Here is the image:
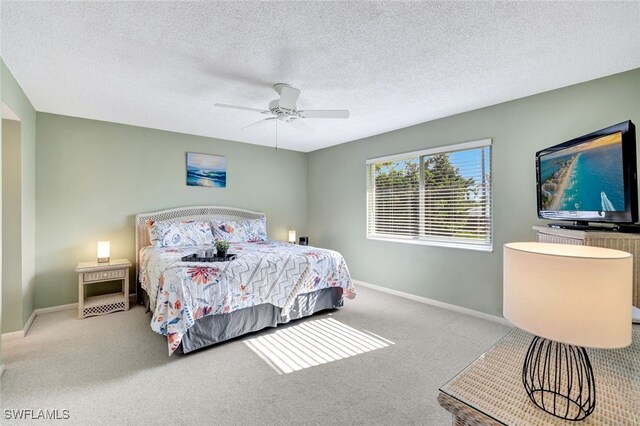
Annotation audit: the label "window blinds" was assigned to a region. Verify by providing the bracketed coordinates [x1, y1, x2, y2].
[366, 140, 492, 251]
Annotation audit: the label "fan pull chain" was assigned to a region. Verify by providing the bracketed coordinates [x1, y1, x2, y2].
[275, 120, 278, 150]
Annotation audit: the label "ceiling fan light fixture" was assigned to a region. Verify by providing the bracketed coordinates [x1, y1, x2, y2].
[214, 83, 350, 138]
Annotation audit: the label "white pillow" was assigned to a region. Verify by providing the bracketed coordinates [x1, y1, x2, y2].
[147, 221, 215, 247]
[212, 217, 268, 243]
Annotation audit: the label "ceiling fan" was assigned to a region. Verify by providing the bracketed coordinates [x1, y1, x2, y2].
[214, 83, 349, 130]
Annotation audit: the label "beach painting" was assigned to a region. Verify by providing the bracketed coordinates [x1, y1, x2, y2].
[539, 132, 624, 212]
[186, 152, 227, 188]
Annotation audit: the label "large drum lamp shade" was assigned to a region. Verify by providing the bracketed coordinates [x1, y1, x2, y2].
[503, 242, 632, 349]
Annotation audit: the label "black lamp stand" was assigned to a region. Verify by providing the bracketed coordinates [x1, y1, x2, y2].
[522, 336, 596, 421]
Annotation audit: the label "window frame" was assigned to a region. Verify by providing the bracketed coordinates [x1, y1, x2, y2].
[366, 139, 493, 252]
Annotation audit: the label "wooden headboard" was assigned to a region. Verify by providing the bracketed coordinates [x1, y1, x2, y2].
[135, 205, 265, 301]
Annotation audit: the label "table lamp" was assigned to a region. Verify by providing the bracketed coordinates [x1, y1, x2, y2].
[288, 230, 296, 244]
[503, 242, 632, 421]
[97, 241, 111, 263]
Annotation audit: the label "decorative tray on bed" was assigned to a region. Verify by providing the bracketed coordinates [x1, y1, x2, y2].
[181, 253, 237, 262]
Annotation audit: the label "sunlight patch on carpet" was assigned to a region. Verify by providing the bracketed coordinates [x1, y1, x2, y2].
[244, 317, 394, 374]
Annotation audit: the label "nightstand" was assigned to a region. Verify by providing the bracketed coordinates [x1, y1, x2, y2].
[75, 258, 131, 319]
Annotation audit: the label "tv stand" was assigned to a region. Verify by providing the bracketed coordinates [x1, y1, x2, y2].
[548, 221, 615, 231]
[548, 222, 640, 233]
[534, 226, 640, 323]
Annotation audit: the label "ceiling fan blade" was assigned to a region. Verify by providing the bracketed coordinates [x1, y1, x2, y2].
[287, 118, 314, 132]
[241, 117, 276, 130]
[299, 110, 350, 119]
[278, 85, 301, 110]
[215, 103, 267, 114]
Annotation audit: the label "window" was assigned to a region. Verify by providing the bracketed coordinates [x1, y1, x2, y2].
[366, 139, 492, 251]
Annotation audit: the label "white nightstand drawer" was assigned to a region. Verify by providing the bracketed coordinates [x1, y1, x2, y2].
[83, 269, 126, 282]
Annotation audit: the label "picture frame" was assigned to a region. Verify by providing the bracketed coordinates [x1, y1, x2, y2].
[186, 152, 227, 188]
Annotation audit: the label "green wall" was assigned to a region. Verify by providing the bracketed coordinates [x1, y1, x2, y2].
[1, 60, 36, 333]
[2, 119, 22, 332]
[307, 69, 640, 318]
[35, 113, 308, 309]
[0, 56, 3, 367]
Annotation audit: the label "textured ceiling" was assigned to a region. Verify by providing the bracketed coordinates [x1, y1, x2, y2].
[1, 1, 639, 152]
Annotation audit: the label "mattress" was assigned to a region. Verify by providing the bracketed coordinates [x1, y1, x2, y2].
[139, 240, 356, 354]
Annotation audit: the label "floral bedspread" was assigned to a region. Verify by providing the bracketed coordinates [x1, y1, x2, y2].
[139, 240, 356, 354]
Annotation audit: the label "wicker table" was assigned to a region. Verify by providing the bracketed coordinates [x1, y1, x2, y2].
[76, 258, 131, 319]
[438, 326, 639, 425]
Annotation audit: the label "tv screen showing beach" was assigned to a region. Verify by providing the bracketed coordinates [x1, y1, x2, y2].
[539, 132, 624, 213]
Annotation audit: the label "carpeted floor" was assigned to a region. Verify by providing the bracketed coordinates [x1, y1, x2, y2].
[1, 286, 510, 425]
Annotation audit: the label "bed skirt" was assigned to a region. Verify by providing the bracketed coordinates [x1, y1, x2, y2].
[174, 287, 344, 353]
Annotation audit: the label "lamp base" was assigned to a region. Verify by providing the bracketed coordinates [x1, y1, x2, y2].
[97, 257, 110, 264]
[522, 336, 595, 421]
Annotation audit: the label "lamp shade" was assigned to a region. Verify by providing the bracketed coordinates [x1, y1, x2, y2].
[288, 230, 296, 244]
[97, 241, 111, 263]
[503, 242, 632, 349]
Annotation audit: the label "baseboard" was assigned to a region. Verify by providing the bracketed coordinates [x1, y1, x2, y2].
[0, 311, 35, 341]
[35, 303, 77, 316]
[1, 329, 23, 339]
[354, 280, 513, 327]
[2, 313, 34, 341]
[1, 303, 77, 341]
[23, 309, 37, 337]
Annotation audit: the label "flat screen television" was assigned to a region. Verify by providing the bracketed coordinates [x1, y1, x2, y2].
[536, 120, 637, 228]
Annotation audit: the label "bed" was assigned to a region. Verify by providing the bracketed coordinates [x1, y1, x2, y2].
[135, 206, 356, 354]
